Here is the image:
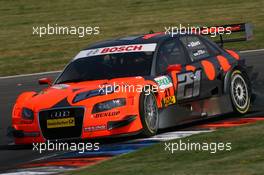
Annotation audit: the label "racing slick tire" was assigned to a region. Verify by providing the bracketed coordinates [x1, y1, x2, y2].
[139, 90, 159, 137]
[229, 70, 251, 114]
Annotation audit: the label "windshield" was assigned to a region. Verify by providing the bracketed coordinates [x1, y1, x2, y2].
[55, 52, 154, 84]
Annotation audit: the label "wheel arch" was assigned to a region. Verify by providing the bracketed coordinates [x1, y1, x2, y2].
[138, 85, 159, 136]
[223, 65, 251, 94]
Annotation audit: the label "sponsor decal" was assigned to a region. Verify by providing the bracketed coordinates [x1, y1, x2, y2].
[84, 125, 107, 132]
[101, 45, 143, 53]
[187, 41, 201, 47]
[51, 84, 70, 90]
[74, 43, 157, 59]
[47, 117, 75, 129]
[93, 111, 120, 118]
[154, 76, 173, 90]
[163, 95, 176, 107]
[193, 49, 206, 57]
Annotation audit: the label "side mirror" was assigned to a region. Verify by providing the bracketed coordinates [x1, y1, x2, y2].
[38, 78, 52, 86]
[167, 64, 182, 73]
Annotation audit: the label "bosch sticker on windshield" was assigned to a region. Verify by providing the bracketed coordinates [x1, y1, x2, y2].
[74, 43, 157, 59]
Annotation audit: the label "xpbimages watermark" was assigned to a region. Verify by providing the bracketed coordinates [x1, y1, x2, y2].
[164, 140, 232, 154]
[164, 24, 232, 37]
[32, 140, 100, 154]
[32, 24, 100, 37]
[98, 76, 173, 95]
[98, 82, 165, 95]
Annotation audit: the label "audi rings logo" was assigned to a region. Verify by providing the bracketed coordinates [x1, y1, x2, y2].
[50, 110, 71, 118]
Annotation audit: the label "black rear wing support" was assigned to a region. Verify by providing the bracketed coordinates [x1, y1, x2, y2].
[201, 23, 253, 47]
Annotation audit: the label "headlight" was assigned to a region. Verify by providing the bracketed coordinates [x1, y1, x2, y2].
[92, 98, 126, 113]
[73, 86, 115, 103]
[22, 108, 34, 120]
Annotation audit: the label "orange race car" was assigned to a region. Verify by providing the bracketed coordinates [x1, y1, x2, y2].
[11, 23, 254, 144]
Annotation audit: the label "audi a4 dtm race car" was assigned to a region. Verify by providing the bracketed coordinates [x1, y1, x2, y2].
[11, 23, 253, 144]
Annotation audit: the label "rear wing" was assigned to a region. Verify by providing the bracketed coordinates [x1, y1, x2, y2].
[200, 23, 253, 47]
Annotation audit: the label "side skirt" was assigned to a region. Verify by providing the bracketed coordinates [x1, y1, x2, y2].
[158, 95, 233, 129]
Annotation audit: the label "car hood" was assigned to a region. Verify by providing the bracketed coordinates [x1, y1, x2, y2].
[22, 76, 151, 111]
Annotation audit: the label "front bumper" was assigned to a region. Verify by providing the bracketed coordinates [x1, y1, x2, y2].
[12, 113, 141, 144]
[12, 129, 40, 138]
[107, 115, 137, 130]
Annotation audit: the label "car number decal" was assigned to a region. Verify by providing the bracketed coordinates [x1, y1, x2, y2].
[177, 70, 201, 100]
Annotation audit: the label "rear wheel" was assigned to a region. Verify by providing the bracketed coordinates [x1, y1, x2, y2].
[229, 70, 251, 114]
[139, 91, 159, 137]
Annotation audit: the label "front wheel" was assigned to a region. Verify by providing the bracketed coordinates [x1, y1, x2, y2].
[229, 70, 251, 114]
[139, 91, 159, 137]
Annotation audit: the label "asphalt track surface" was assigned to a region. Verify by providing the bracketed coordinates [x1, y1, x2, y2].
[0, 50, 264, 171]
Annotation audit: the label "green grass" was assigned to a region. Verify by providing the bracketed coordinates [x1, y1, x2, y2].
[0, 0, 263, 76]
[71, 121, 264, 175]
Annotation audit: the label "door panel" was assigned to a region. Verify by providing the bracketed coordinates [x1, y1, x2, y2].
[179, 35, 223, 101]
